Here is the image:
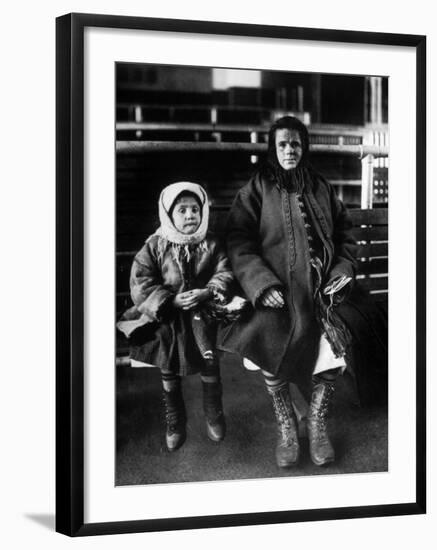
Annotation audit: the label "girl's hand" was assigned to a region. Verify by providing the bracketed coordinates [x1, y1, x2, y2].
[173, 289, 211, 310]
[260, 288, 285, 308]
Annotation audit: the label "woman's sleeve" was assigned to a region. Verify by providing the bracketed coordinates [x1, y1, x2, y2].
[326, 184, 358, 284]
[205, 240, 234, 301]
[226, 179, 282, 305]
[129, 240, 175, 321]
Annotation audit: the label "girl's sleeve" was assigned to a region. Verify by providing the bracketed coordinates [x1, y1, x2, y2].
[130, 240, 174, 321]
[226, 179, 282, 306]
[205, 240, 234, 301]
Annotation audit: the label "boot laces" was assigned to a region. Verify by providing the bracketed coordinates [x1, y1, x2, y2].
[273, 393, 297, 445]
[280, 423, 297, 446]
[163, 392, 184, 431]
[310, 385, 333, 440]
[315, 406, 328, 439]
[164, 406, 180, 432]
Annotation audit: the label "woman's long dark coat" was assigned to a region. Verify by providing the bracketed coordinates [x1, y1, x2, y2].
[219, 168, 357, 386]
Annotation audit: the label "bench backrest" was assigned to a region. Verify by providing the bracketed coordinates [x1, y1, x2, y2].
[349, 208, 388, 301]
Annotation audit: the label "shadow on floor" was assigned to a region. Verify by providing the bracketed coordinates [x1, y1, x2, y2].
[116, 353, 388, 486]
[25, 514, 55, 531]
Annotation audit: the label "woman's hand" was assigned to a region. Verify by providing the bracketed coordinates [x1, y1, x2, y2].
[259, 287, 285, 308]
[173, 288, 211, 310]
[323, 275, 352, 306]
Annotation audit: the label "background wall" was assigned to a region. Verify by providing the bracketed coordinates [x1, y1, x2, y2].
[0, 0, 434, 548]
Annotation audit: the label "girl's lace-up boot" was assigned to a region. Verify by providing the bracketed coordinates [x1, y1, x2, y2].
[202, 380, 226, 442]
[162, 385, 186, 452]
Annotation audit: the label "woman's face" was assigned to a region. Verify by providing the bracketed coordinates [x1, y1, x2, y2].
[171, 196, 202, 234]
[275, 128, 303, 171]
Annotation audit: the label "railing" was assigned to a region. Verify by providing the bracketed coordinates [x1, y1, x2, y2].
[116, 140, 388, 209]
[116, 102, 310, 127]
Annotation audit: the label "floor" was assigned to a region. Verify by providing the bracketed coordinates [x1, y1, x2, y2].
[116, 352, 388, 486]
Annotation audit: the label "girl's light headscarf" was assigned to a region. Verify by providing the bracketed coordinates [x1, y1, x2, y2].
[155, 181, 209, 245]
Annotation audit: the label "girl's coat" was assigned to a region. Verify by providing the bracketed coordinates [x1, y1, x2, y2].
[118, 233, 233, 374]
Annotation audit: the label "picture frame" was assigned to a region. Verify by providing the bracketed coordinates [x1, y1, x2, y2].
[56, 12, 426, 537]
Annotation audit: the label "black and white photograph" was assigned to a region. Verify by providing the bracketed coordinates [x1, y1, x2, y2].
[115, 63, 389, 486]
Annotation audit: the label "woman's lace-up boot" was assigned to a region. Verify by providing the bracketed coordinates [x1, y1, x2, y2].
[267, 382, 300, 468]
[307, 378, 335, 466]
[162, 385, 186, 452]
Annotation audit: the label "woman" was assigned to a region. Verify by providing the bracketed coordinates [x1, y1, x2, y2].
[220, 116, 357, 468]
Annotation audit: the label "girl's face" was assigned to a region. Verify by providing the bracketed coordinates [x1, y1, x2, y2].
[171, 196, 202, 234]
[275, 128, 303, 171]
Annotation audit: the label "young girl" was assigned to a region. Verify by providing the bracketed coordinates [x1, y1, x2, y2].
[117, 182, 235, 452]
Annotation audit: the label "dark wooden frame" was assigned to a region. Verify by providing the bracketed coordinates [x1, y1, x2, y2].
[56, 12, 426, 537]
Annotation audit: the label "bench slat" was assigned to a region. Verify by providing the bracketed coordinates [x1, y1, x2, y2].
[356, 242, 388, 258]
[370, 291, 388, 302]
[352, 226, 388, 241]
[357, 258, 388, 276]
[349, 208, 388, 225]
[357, 276, 388, 292]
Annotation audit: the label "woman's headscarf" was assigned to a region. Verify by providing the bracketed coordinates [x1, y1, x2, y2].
[155, 181, 209, 246]
[265, 116, 311, 192]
